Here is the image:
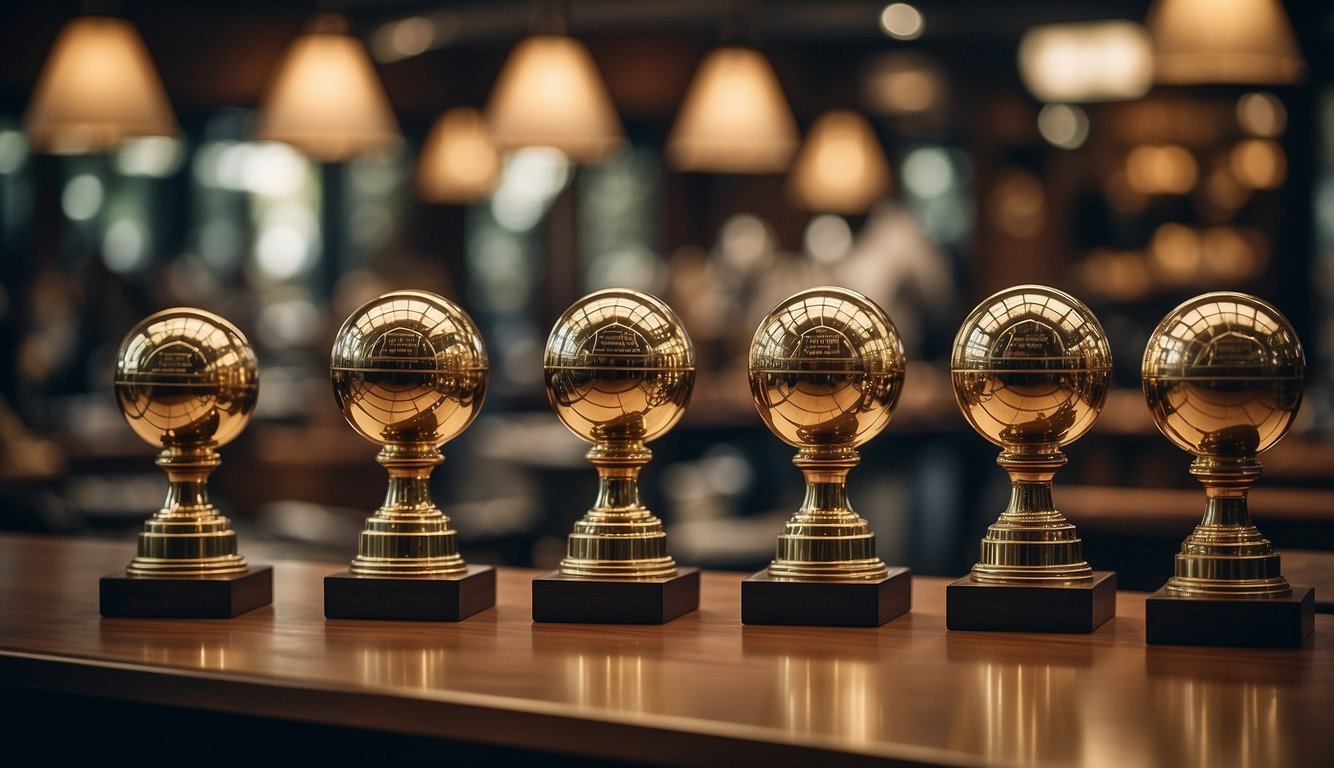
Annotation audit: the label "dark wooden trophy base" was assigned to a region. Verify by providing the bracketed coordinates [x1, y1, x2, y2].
[100, 566, 273, 618]
[324, 565, 496, 621]
[741, 567, 912, 627]
[532, 567, 700, 624]
[1145, 585, 1314, 648]
[947, 571, 1116, 633]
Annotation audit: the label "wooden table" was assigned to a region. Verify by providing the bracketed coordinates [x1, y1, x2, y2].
[1, 533, 1330, 767]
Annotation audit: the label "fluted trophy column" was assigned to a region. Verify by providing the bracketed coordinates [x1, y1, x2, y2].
[945, 285, 1116, 632]
[741, 286, 912, 626]
[323, 290, 495, 621]
[533, 289, 700, 623]
[100, 308, 272, 617]
[1143, 292, 1314, 647]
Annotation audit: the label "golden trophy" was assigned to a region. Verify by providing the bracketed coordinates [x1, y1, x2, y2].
[532, 288, 699, 623]
[1142, 292, 1314, 647]
[323, 290, 495, 621]
[100, 308, 272, 617]
[741, 286, 912, 626]
[946, 285, 1116, 632]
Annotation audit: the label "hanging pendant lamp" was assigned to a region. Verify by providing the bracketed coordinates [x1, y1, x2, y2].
[788, 110, 891, 214]
[417, 107, 501, 203]
[1146, 0, 1305, 84]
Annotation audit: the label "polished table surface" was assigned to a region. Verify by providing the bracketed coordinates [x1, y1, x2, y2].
[1, 533, 1330, 768]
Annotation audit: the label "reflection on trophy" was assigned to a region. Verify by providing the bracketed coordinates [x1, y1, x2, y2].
[946, 285, 1116, 632]
[100, 308, 272, 617]
[741, 286, 912, 626]
[532, 288, 700, 624]
[1142, 292, 1314, 647]
[323, 290, 495, 621]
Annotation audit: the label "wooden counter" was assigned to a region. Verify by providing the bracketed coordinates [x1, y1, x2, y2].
[1, 533, 1330, 767]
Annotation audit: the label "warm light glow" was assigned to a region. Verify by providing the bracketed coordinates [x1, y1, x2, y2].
[256, 15, 402, 162]
[486, 34, 624, 164]
[1037, 104, 1089, 150]
[1236, 92, 1286, 137]
[1125, 144, 1198, 195]
[861, 53, 946, 115]
[417, 107, 501, 203]
[880, 4, 924, 41]
[1018, 21, 1153, 103]
[788, 110, 891, 214]
[667, 46, 798, 173]
[1147, 0, 1305, 84]
[1230, 139, 1286, 189]
[1150, 222, 1202, 284]
[24, 16, 178, 154]
[988, 169, 1046, 239]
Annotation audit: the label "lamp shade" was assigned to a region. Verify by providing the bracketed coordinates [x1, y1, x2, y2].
[787, 110, 891, 214]
[24, 16, 178, 154]
[1147, 0, 1304, 84]
[256, 16, 401, 162]
[485, 34, 624, 164]
[417, 107, 501, 203]
[667, 46, 798, 173]
[1018, 21, 1154, 103]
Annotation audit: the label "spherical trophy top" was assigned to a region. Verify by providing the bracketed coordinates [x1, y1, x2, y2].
[331, 290, 488, 447]
[114, 308, 258, 449]
[951, 285, 1111, 450]
[544, 289, 695, 444]
[748, 286, 905, 449]
[1142, 292, 1303, 458]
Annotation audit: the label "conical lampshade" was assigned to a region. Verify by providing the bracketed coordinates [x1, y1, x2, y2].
[24, 16, 178, 154]
[667, 46, 798, 174]
[787, 110, 891, 214]
[417, 107, 501, 203]
[1147, 0, 1304, 84]
[256, 15, 401, 162]
[485, 34, 624, 164]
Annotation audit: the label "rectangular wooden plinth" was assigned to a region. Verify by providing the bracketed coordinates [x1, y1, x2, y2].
[1146, 585, 1315, 648]
[324, 566, 495, 621]
[741, 567, 912, 627]
[100, 566, 273, 618]
[946, 571, 1116, 633]
[531, 568, 699, 624]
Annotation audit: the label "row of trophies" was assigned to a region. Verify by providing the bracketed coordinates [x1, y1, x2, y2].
[99, 284, 1314, 648]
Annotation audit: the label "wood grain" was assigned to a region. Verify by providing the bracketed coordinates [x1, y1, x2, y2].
[1, 533, 1331, 767]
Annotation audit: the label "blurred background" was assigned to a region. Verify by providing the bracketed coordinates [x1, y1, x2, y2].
[1, 0, 1332, 591]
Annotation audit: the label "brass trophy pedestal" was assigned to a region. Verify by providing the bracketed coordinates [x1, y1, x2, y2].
[100, 308, 271, 618]
[945, 286, 1115, 633]
[533, 290, 699, 624]
[1141, 292, 1314, 648]
[324, 291, 495, 622]
[740, 288, 912, 627]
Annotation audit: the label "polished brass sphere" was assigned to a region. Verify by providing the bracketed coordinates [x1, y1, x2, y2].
[749, 286, 905, 450]
[113, 307, 258, 576]
[331, 290, 488, 448]
[1142, 292, 1303, 458]
[115, 308, 258, 450]
[951, 285, 1111, 453]
[544, 288, 695, 446]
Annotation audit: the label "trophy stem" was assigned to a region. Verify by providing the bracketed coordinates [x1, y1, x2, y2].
[127, 443, 248, 577]
[560, 439, 678, 579]
[768, 447, 887, 581]
[350, 442, 466, 577]
[970, 448, 1092, 584]
[1165, 456, 1289, 597]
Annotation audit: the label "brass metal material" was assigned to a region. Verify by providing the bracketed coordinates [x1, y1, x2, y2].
[331, 290, 488, 577]
[113, 308, 258, 576]
[544, 289, 694, 579]
[1142, 292, 1303, 598]
[748, 286, 904, 580]
[951, 285, 1110, 584]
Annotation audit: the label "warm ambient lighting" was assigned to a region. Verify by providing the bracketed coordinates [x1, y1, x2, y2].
[256, 14, 402, 162]
[879, 4, 924, 41]
[787, 110, 891, 214]
[667, 46, 798, 173]
[1018, 21, 1153, 103]
[486, 34, 624, 164]
[1146, 0, 1305, 84]
[417, 107, 501, 203]
[24, 16, 177, 154]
